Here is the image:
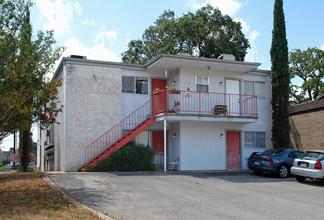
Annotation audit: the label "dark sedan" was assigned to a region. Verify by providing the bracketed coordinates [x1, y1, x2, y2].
[248, 148, 304, 178]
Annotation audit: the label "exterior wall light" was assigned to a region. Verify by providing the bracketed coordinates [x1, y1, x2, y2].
[219, 81, 223, 86]
[220, 133, 224, 138]
[172, 133, 176, 139]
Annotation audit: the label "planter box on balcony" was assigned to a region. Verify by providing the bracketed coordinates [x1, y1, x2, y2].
[214, 105, 227, 115]
[169, 90, 181, 94]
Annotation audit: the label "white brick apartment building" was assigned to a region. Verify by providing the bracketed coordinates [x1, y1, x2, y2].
[40, 54, 271, 172]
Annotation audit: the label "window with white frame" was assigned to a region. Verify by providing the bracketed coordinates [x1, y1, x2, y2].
[122, 76, 148, 94]
[244, 81, 266, 98]
[195, 75, 209, 92]
[244, 131, 266, 148]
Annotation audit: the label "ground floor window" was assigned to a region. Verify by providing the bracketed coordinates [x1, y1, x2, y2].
[244, 131, 266, 148]
[122, 130, 149, 146]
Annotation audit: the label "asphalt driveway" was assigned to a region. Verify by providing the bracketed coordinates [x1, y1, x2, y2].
[49, 172, 324, 220]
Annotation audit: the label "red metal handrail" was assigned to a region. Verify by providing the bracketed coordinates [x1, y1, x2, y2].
[84, 98, 153, 166]
[167, 90, 258, 117]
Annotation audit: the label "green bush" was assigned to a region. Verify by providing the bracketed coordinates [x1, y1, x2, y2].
[91, 143, 156, 172]
[1, 159, 10, 166]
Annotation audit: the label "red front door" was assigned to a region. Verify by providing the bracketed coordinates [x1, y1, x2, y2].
[227, 131, 241, 169]
[152, 79, 167, 94]
[152, 131, 166, 169]
[152, 79, 167, 115]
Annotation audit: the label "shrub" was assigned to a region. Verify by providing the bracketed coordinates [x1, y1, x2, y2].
[91, 143, 156, 172]
[1, 159, 10, 166]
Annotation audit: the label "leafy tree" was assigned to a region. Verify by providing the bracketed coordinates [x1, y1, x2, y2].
[0, 0, 63, 171]
[270, 0, 290, 148]
[122, 4, 250, 64]
[289, 47, 324, 104]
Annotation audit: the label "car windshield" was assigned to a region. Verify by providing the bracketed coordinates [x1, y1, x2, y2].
[299, 152, 324, 161]
[262, 149, 286, 156]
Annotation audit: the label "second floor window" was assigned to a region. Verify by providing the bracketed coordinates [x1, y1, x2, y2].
[122, 76, 148, 94]
[244, 81, 266, 98]
[195, 75, 209, 92]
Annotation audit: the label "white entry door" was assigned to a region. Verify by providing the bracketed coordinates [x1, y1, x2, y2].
[226, 79, 240, 115]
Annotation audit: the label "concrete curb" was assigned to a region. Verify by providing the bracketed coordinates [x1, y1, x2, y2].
[42, 173, 113, 220]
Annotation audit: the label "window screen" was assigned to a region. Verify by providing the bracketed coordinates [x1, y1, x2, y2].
[255, 132, 266, 148]
[244, 81, 254, 95]
[244, 131, 266, 148]
[244, 131, 255, 148]
[244, 81, 266, 98]
[255, 82, 266, 98]
[196, 84, 208, 92]
[122, 76, 135, 93]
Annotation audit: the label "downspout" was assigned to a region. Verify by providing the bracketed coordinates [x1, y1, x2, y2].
[63, 60, 67, 172]
[164, 119, 167, 172]
[164, 58, 168, 172]
[37, 121, 40, 169]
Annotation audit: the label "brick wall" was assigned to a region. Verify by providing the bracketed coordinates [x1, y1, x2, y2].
[54, 70, 65, 171]
[290, 110, 324, 151]
[65, 63, 122, 171]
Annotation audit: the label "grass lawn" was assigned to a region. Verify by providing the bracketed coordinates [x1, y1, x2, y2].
[0, 172, 101, 219]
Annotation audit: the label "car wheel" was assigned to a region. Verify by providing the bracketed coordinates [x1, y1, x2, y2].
[253, 170, 263, 175]
[320, 178, 324, 185]
[277, 164, 289, 178]
[295, 175, 306, 182]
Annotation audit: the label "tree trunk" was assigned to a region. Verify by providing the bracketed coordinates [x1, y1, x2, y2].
[19, 124, 32, 172]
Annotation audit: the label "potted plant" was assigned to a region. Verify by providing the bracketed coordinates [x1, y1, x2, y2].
[166, 85, 181, 94]
[214, 105, 227, 115]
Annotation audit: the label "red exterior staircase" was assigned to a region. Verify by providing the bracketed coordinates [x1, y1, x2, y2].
[84, 117, 155, 169]
[83, 92, 166, 170]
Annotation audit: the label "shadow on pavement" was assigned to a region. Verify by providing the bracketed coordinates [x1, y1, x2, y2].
[94, 171, 296, 184]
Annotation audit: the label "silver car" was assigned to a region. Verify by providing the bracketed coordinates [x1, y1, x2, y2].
[291, 150, 324, 183]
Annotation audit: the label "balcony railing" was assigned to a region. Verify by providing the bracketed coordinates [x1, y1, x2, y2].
[162, 90, 257, 117]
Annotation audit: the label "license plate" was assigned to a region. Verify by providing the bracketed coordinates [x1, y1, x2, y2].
[254, 161, 260, 165]
[300, 163, 307, 167]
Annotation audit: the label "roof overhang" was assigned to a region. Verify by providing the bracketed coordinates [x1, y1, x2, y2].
[52, 54, 267, 79]
[145, 54, 262, 75]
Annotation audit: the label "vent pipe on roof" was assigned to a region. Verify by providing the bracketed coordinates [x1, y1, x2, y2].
[218, 54, 235, 61]
[70, 55, 87, 59]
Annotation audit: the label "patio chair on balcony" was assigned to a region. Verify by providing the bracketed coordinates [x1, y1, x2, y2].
[168, 156, 179, 171]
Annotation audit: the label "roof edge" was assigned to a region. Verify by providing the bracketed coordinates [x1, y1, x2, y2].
[145, 54, 262, 69]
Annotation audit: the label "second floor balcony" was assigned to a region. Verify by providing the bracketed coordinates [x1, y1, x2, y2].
[153, 90, 258, 123]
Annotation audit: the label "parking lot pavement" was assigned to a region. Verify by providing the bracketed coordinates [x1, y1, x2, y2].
[49, 171, 324, 220]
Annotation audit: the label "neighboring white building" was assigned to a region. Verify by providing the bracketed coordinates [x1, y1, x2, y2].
[40, 54, 271, 172]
